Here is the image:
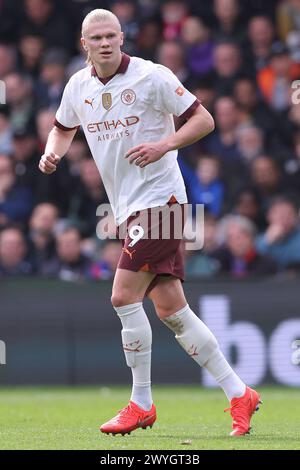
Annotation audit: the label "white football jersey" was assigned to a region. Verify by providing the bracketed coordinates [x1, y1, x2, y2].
[55, 54, 200, 225]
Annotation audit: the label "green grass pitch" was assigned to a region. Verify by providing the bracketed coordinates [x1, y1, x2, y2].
[0, 386, 299, 450]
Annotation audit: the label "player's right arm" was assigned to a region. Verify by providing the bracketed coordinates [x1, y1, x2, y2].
[39, 76, 80, 175]
[38, 126, 77, 174]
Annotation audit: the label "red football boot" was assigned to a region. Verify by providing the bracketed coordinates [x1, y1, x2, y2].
[100, 401, 157, 436]
[224, 386, 262, 436]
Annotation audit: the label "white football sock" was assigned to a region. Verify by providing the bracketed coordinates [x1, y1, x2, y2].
[114, 302, 153, 411]
[162, 304, 246, 401]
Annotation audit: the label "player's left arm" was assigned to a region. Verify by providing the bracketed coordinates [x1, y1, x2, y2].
[125, 104, 214, 168]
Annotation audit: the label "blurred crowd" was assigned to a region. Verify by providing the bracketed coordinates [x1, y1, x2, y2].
[1, 0, 300, 281]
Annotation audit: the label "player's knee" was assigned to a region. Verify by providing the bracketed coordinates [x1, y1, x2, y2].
[155, 305, 177, 320]
[111, 292, 126, 308]
[154, 299, 188, 320]
[111, 291, 139, 308]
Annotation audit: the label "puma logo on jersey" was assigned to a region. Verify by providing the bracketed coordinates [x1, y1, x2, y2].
[85, 98, 95, 108]
[122, 247, 136, 260]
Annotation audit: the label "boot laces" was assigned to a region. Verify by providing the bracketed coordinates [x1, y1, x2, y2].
[116, 404, 137, 424]
[224, 400, 249, 430]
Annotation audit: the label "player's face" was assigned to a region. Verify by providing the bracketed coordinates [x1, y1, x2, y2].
[82, 20, 124, 67]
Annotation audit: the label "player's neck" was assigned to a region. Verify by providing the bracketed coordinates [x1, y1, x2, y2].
[93, 53, 123, 79]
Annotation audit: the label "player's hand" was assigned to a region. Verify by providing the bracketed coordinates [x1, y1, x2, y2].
[125, 141, 169, 168]
[38, 152, 61, 174]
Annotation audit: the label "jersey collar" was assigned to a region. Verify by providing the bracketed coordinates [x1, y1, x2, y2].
[91, 53, 130, 84]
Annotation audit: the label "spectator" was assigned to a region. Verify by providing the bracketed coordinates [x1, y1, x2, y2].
[22, 0, 73, 52]
[0, 226, 34, 276]
[0, 154, 33, 228]
[233, 75, 277, 147]
[36, 48, 68, 109]
[203, 96, 242, 161]
[202, 96, 251, 202]
[214, 215, 277, 276]
[189, 0, 214, 26]
[88, 240, 123, 280]
[18, 32, 45, 79]
[245, 15, 276, 72]
[231, 186, 266, 231]
[68, 158, 109, 237]
[111, 0, 140, 55]
[161, 0, 189, 40]
[28, 202, 59, 270]
[181, 16, 214, 78]
[41, 225, 92, 280]
[136, 0, 160, 20]
[66, 32, 86, 79]
[36, 108, 56, 151]
[235, 123, 265, 164]
[245, 0, 281, 20]
[233, 76, 261, 119]
[185, 213, 220, 277]
[284, 130, 300, 191]
[157, 40, 191, 84]
[285, 30, 300, 63]
[0, 43, 17, 80]
[257, 41, 300, 112]
[56, 0, 110, 33]
[136, 18, 163, 62]
[276, 0, 300, 41]
[179, 154, 224, 217]
[4, 72, 35, 132]
[256, 196, 300, 270]
[212, 0, 245, 43]
[11, 125, 40, 189]
[212, 40, 242, 94]
[0, 1, 23, 43]
[250, 155, 292, 211]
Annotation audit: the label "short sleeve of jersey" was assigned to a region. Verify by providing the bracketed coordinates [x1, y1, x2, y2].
[55, 79, 80, 130]
[151, 64, 198, 117]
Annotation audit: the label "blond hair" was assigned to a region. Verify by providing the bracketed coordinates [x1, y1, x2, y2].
[82, 9, 121, 65]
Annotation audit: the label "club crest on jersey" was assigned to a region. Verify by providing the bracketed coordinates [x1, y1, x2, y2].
[102, 93, 112, 110]
[121, 89, 136, 105]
